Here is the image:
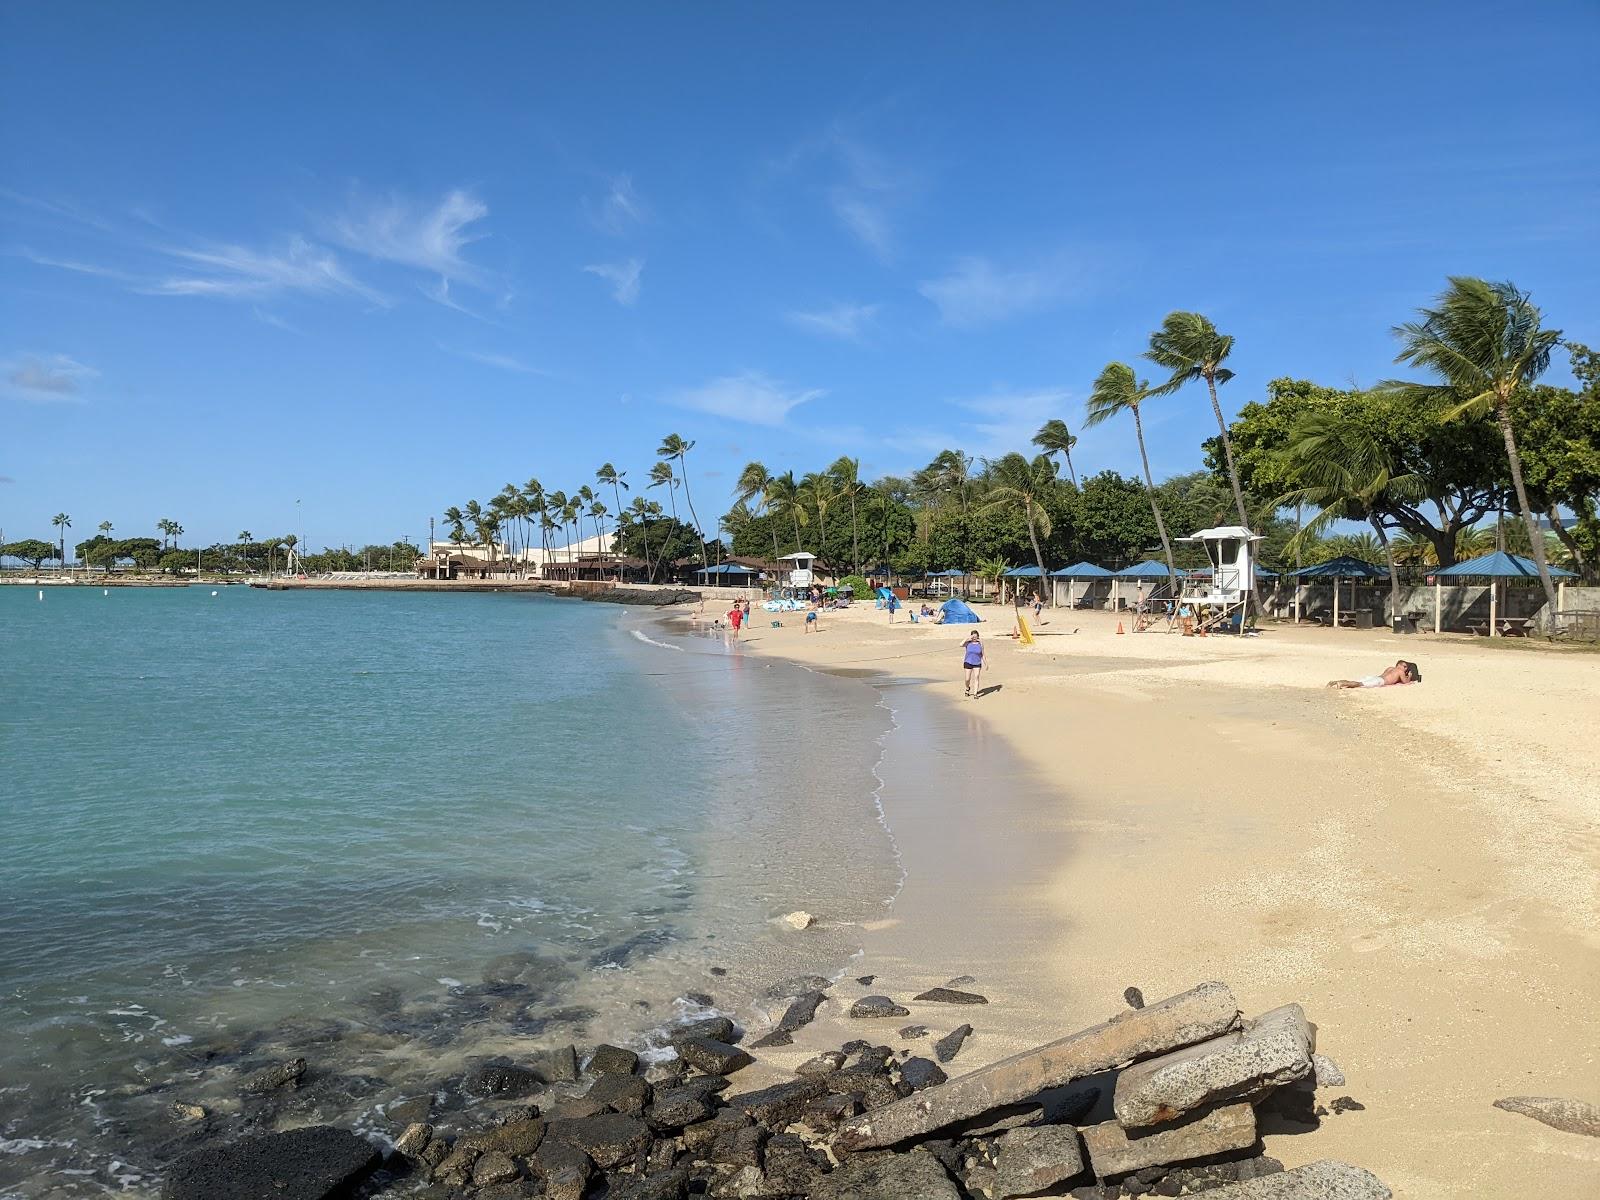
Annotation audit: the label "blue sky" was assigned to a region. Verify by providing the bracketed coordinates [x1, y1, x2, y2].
[3, 2, 1597, 550]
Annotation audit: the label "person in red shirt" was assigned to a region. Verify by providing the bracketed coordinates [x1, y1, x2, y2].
[727, 605, 743, 636]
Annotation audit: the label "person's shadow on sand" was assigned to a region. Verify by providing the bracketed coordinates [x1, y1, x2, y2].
[975, 684, 1003, 699]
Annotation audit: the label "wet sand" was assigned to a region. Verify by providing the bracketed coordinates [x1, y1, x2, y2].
[731, 601, 1600, 1197]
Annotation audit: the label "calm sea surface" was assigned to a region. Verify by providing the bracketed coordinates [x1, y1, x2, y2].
[0, 586, 897, 1195]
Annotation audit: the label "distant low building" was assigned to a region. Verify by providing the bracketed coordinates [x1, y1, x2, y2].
[417, 551, 518, 580]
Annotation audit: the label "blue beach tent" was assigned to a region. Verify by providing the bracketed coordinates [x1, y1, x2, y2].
[1113, 560, 1177, 579]
[1048, 561, 1111, 578]
[940, 598, 981, 623]
[1430, 550, 1576, 580]
[1002, 565, 1046, 577]
[1289, 556, 1384, 579]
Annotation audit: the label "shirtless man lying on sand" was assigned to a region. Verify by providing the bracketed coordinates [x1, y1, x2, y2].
[1328, 660, 1421, 689]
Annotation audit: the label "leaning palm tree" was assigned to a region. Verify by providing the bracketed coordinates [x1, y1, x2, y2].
[657, 433, 706, 565]
[1144, 312, 1250, 529]
[827, 456, 864, 575]
[767, 470, 806, 554]
[735, 461, 783, 564]
[978, 453, 1056, 594]
[1386, 277, 1564, 618]
[1279, 411, 1424, 627]
[1031, 419, 1080, 488]
[1084, 363, 1179, 594]
[52, 512, 72, 566]
[627, 495, 657, 581]
[799, 472, 840, 573]
[647, 462, 681, 534]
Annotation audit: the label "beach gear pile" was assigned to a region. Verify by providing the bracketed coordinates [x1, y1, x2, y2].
[178, 980, 1392, 1198]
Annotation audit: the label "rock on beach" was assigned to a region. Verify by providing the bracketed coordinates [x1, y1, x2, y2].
[161, 1125, 380, 1200]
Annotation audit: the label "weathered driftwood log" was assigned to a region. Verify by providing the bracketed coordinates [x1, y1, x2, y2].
[837, 982, 1240, 1149]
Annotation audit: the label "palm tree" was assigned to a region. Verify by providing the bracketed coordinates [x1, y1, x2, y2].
[627, 495, 657, 581]
[283, 533, 300, 574]
[1032, 419, 1080, 488]
[799, 472, 840, 573]
[1279, 411, 1424, 627]
[647, 462, 680, 531]
[1387, 277, 1564, 618]
[546, 491, 569, 561]
[1084, 363, 1179, 595]
[442, 506, 467, 550]
[157, 518, 177, 549]
[828, 456, 864, 575]
[657, 434, 706, 565]
[52, 512, 72, 566]
[978, 453, 1056, 596]
[735, 461, 783, 564]
[596, 464, 629, 557]
[767, 470, 806, 555]
[1144, 312, 1250, 529]
[975, 556, 1011, 604]
[98, 520, 114, 537]
[237, 530, 253, 574]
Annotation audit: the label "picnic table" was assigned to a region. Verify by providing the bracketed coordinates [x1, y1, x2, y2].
[1336, 609, 1375, 629]
[1468, 617, 1533, 637]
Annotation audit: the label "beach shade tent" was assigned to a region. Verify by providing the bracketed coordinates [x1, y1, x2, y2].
[1049, 561, 1111, 609]
[1289, 556, 1385, 627]
[923, 568, 967, 597]
[695, 563, 761, 583]
[940, 597, 981, 624]
[1109, 559, 1181, 610]
[1429, 551, 1576, 635]
[1002, 563, 1048, 606]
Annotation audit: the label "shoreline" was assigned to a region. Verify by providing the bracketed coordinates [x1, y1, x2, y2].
[729, 601, 1600, 1197]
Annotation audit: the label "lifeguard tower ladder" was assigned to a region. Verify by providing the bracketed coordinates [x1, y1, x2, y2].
[1177, 525, 1261, 633]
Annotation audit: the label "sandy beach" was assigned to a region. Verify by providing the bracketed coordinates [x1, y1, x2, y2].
[721, 600, 1600, 1197]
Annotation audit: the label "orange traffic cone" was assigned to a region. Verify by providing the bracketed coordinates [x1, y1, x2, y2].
[1115, 620, 1125, 635]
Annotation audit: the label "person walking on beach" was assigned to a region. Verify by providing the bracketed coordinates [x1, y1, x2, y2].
[727, 605, 743, 637]
[962, 631, 984, 697]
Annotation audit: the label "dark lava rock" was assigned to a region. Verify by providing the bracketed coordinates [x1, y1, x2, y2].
[1331, 1095, 1367, 1113]
[830, 1074, 904, 1111]
[585, 1073, 652, 1115]
[850, 995, 910, 1018]
[460, 1117, 547, 1156]
[530, 1044, 580, 1083]
[763, 1133, 822, 1192]
[796, 1051, 846, 1078]
[590, 928, 674, 968]
[706, 1124, 767, 1168]
[677, 1073, 734, 1098]
[685, 991, 715, 1007]
[800, 1093, 858, 1131]
[750, 1029, 794, 1048]
[646, 1086, 715, 1131]
[478, 1184, 542, 1200]
[810, 1147, 960, 1199]
[710, 966, 728, 976]
[588, 1043, 640, 1076]
[934, 1023, 973, 1064]
[730, 1077, 827, 1128]
[898, 1056, 949, 1091]
[900, 1024, 929, 1039]
[465, 1061, 544, 1098]
[670, 1016, 737, 1045]
[546, 1112, 651, 1169]
[385, 1095, 433, 1126]
[240, 1057, 307, 1094]
[857, 975, 876, 986]
[765, 974, 832, 998]
[774, 990, 827, 1033]
[544, 1096, 609, 1122]
[161, 1125, 380, 1200]
[473, 1149, 521, 1186]
[1123, 986, 1146, 1010]
[913, 987, 988, 1005]
[678, 1037, 754, 1075]
[531, 1139, 593, 1200]
[608, 1166, 691, 1200]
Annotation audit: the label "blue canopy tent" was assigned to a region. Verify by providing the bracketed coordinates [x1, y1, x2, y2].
[1429, 551, 1576, 635]
[1001, 563, 1047, 607]
[940, 597, 981, 624]
[923, 568, 968, 598]
[696, 563, 761, 581]
[1109, 559, 1182, 610]
[1049, 561, 1111, 608]
[1288, 556, 1384, 626]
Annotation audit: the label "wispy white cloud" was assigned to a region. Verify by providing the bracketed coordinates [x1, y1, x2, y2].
[668, 371, 824, 427]
[439, 343, 549, 375]
[585, 175, 646, 235]
[771, 127, 915, 261]
[918, 256, 1072, 327]
[329, 189, 490, 286]
[583, 258, 643, 306]
[786, 301, 880, 341]
[13, 248, 137, 282]
[883, 387, 1077, 463]
[148, 235, 388, 305]
[4, 353, 97, 402]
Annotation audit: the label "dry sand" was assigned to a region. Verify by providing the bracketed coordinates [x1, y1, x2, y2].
[726, 600, 1600, 1197]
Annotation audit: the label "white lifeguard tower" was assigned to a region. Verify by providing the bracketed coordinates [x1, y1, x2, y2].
[1178, 525, 1261, 629]
[780, 551, 816, 588]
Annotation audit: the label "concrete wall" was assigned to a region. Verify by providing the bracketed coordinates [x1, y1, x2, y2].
[1264, 582, 1600, 630]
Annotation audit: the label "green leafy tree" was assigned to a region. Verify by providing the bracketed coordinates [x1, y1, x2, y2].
[1388, 277, 1564, 613]
[828, 456, 864, 575]
[1084, 363, 1178, 592]
[4, 538, 57, 569]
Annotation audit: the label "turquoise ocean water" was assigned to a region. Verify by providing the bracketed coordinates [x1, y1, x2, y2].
[0, 586, 897, 1195]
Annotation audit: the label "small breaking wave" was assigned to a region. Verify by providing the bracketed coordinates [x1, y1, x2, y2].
[630, 629, 683, 652]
